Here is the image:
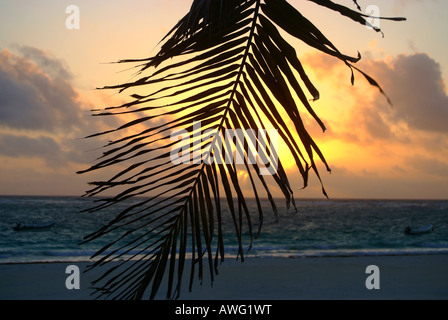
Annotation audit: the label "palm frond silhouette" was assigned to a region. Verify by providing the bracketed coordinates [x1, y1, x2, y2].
[78, 0, 405, 300]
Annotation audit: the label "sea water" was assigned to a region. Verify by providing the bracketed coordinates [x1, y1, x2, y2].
[0, 196, 447, 263]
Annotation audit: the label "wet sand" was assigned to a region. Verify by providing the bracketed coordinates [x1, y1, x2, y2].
[1, 254, 447, 300]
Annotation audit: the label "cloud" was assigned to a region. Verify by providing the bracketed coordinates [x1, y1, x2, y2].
[408, 156, 448, 178]
[362, 53, 448, 134]
[0, 48, 84, 132]
[0, 45, 152, 196]
[16, 45, 74, 81]
[0, 133, 64, 166]
[304, 52, 448, 140]
[0, 46, 124, 160]
[0, 47, 117, 169]
[295, 51, 448, 198]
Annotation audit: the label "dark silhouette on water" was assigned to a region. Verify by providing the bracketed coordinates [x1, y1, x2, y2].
[404, 224, 434, 235]
[13, 222, 55, 231]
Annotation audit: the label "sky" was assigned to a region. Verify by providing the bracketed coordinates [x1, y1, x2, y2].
[0, 0, 447, 199]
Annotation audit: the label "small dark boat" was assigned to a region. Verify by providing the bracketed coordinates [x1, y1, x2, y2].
[404, 224, 434, 235]
[13, 222, 55, 231]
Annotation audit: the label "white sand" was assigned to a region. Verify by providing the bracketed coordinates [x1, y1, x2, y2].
[1, 254, 447, 300]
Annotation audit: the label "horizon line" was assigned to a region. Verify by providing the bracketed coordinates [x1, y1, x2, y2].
[1, 194, 447, 202]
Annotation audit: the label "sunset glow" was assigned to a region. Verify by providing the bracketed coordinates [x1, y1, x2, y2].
[0, 0, 447, 199]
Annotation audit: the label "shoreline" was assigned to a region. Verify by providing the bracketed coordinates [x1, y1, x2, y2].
[2, 248, 448, 265]
[1, 254, 447, 300]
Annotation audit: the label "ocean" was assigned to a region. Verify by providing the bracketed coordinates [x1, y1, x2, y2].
[1, 196, 447, 264]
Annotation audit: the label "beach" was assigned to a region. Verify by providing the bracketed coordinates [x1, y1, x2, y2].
[1, 254, 447, 300]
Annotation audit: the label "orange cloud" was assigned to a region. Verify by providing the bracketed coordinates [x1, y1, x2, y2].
[281, 51, 448, 199]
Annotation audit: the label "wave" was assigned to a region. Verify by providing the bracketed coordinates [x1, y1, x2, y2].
[2, 246, 448, 264]
[1, 196, 447, 263]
